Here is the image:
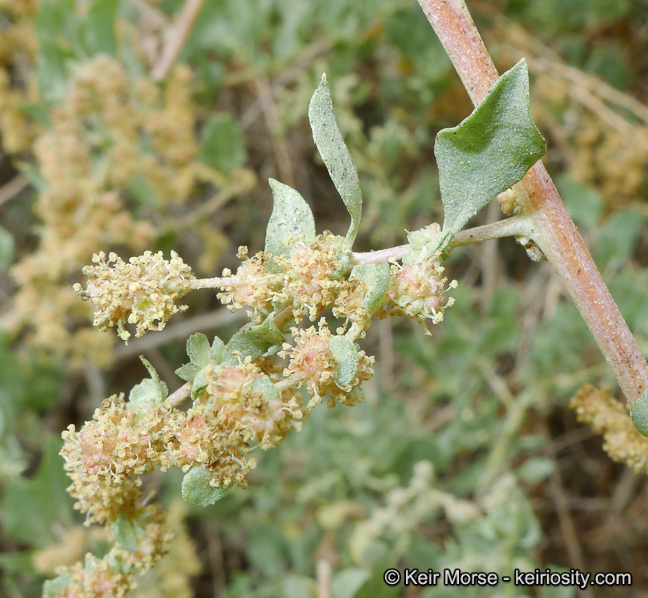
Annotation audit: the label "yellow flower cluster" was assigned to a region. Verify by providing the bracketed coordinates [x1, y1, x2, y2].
[283, 320, 374, 409]
[570, 384, 648, 474]
[0, 0, 39, 154]
[10, 55, 233, 367]
[220, 231, 455, 337]
[73, 251, 195, 342]
[388, 261, 456, 327]
[61, 215, 457, 593]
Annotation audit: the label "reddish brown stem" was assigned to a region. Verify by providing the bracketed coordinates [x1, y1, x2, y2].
[417, 0, 648, 403]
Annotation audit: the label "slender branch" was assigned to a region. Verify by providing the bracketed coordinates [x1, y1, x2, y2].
[191, 273, 279, 290]
[164, 381, 192, 409]
[351, 244, 409, 265]
[151, 0, 206, 82]
[449, 215, 531, 248]
[417, 0, 648, 404]
[351, 215, 532, 265]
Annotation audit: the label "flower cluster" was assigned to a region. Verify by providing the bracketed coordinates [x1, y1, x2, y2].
[220, 231, 455, 337]
[283, 320, 374, 409]
[570, 384, 648, 474]
[388, 261, 457, 327]
[73, 251, 195, 342]
[10, 53, 254, 368]
[61, 214, 456, 594]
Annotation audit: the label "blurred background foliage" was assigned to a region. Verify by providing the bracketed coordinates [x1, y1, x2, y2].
[1, 0, 648, 595]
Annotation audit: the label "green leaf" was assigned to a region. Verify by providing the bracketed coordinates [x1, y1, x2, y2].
[403, 225, 449, 263]
[224, 315, 284, 363]
[309, 73, 362, 245]
[187, 333, 211, 368]
[0, 225, 15, 270]
[211, 335, 226, 363]
[200, 115, 247, 174]
[349, 262, 390, 315]
[332, 568, 371, 598]
[175, 362, 200, 382]
[84, 0, 118, 56]
[128, 357, 168, 409]
[265, 178, 316, 257]
[435, 59, 546, 236]
[251, 375, 280, 402]
[112, 514, 139, 552]
[517, 457, 555, 483]
[177, 334, 225, 384]
[2, 436, 72, 547]
[631, 388, 648, 437]
[191, 366, 211, 400]
[328, 336, 359, 388]
[43, 573, 73, 598]
[182, 465, 228, 506]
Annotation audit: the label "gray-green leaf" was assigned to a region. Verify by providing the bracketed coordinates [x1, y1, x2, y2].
[182, 465, 228, 506]
[631, 388, 648, 437]
[309, 73, 362, 245]
[175, 362, 201, 382]
[265, 178, 316, 257]
[435, 59, 546, 236]
[191, 366, 211, 400]
[224, 315, 284, 363]
[43, 573, 73, 598]
[128, 357, 167, 409]
[328, 336, 359, 388]
[349, 262, 390, 315]
[187, 333, 211, 368]
[112, 514, 139, 552]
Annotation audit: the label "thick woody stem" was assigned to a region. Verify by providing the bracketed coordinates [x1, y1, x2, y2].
[416, 0, 648, 403]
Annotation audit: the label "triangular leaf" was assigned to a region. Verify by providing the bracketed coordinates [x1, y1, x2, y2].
[435, 59, 546, 236]
[224, 315, 284, 363]
[328, 336, 359, 388]
[349, 262, 391, 315]
[265, 179, 316, 257]
[309, 74, 362, 245]
[182, 465, 229, 506]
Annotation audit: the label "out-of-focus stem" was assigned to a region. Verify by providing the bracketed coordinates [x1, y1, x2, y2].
[416, 0, 648, 404]
[151, 0, 206, 81]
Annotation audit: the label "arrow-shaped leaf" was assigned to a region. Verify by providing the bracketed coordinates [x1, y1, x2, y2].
[435, 59, 546, 237]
